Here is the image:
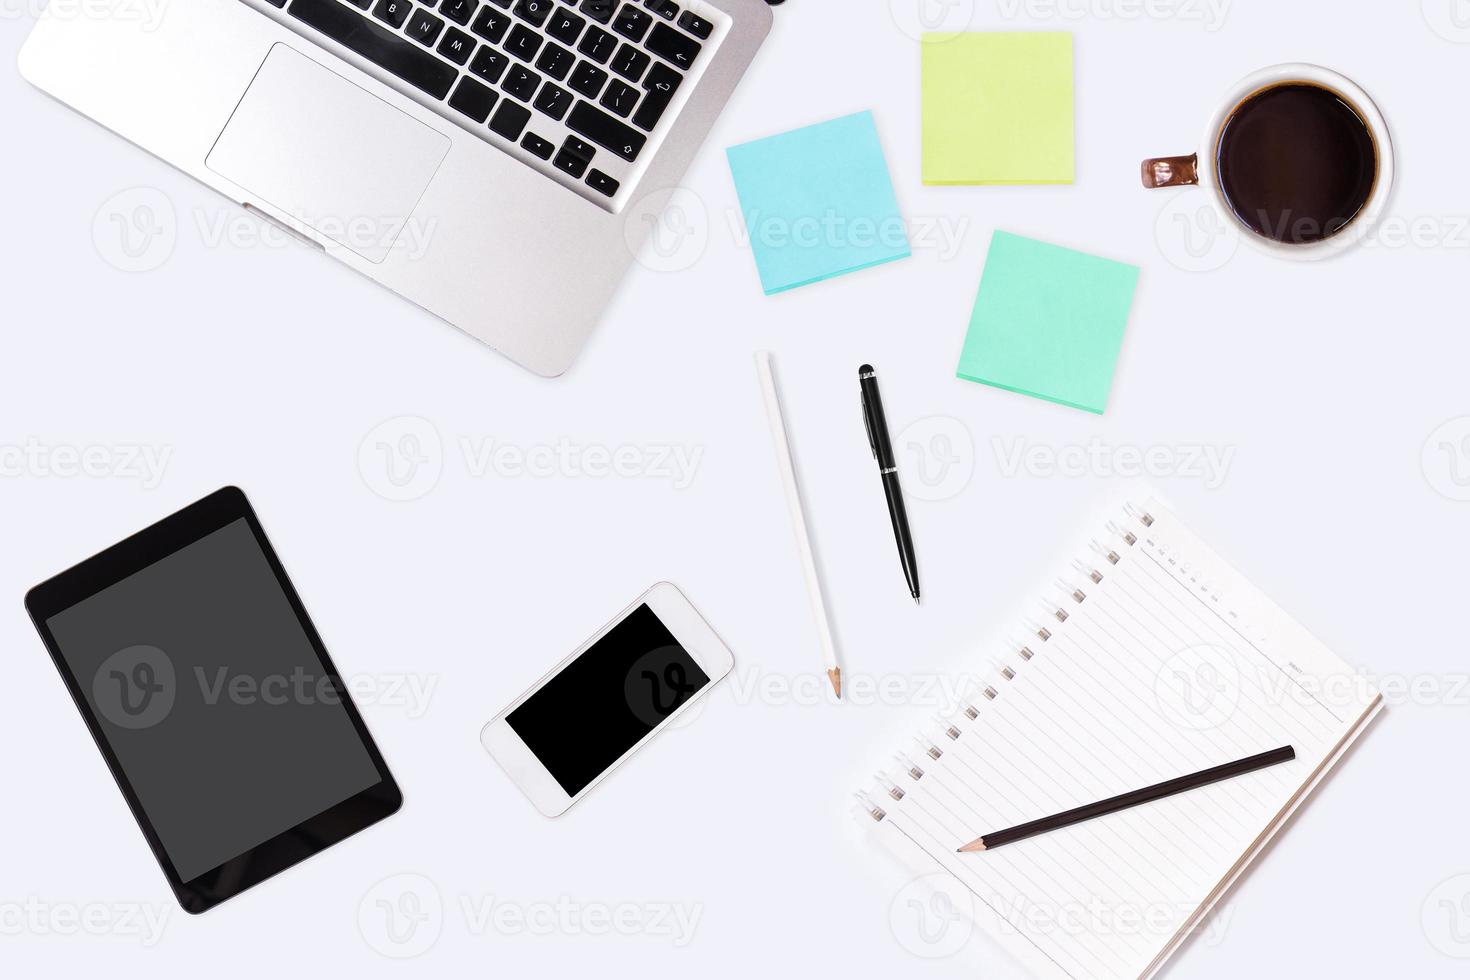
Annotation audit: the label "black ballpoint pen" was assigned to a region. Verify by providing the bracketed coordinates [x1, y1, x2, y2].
[859, 365, 921, 604]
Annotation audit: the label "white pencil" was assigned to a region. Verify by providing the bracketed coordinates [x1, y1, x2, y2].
[755, 351, 843, 698]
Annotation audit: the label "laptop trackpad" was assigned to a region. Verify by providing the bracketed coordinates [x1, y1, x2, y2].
[207, 45, 450, 264]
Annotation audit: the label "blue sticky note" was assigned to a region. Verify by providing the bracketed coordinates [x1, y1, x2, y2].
[727, 111, 911, 295]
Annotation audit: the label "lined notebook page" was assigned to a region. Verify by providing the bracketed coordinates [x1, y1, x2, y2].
[861, 499, 1380, 980]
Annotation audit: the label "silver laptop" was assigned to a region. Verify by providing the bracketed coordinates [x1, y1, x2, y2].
[20, 0, 771, 376]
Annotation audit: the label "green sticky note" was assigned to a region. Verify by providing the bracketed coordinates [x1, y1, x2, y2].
[956, 232, 1139, 415]
[727, 111, 910, 295]
[922, 32, 1075, 185]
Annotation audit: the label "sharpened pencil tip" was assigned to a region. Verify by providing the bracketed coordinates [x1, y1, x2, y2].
[828, 667, 842, 699]
[913, 595, 921, 606]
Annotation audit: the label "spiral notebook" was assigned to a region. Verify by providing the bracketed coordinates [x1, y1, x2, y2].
[855, 496, 1381, 980]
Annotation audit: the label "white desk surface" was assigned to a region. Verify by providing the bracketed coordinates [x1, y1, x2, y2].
[2, 2, 1466, 977]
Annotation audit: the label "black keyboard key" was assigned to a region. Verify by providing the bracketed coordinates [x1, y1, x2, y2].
[439, 0, 476, 25]
[512, 0, 551, 27]
[521, 132, 555, 159]
[632, 61, 678, 130]
[600, 78, 638, 117]
[547, 7, 585, 44]
[631, 86, 671, 130]
[564, 135, 595, 159]
[578, 25, 616, 63]
[535, 42, 575, 80]
[676, 10, 712, 39]
[291, 0, 458, 100]
[568, 60, 608, 98]
[567, 100, 646, 160]
[486, 0, 511, 6]
[533, 81, 572, 120]
[642, 59, 681, 95]
[437, 27, 476, 64]
[470, 5, 510, 42]
[505, 23, 542, 60]
[610, 43, 650, 82]
[372, 0, 411, 29]
[586, 169, 620, 197]
[646, 22, 699, 69]
[469, 46, 509, 82]
[554, 144, 591, 178]
[612, 4, 651, 41]
[449, 76, 498, 122]
[406, 8, 446, 46]
[580, 0, 616, 24]
[644, 0, 677, 20]
[502, 64, 541, 100]
[489, 99, 532, 139]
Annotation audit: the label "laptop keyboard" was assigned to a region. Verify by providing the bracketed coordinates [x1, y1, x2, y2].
[249, 0, 721, 207]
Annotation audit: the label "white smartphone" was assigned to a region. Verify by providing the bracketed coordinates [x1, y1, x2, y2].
[481, 582, 734, 817]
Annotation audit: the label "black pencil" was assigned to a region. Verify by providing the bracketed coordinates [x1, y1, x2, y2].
[957, 745, 1296, 853]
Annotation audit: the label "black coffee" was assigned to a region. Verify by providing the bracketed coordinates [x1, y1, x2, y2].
[1215, 83, 1377, 245]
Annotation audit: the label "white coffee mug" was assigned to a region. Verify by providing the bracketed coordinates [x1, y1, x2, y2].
[1142, 64, 1395, 260]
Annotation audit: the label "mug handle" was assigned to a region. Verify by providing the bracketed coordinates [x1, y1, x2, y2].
[1140, 154, 1199, 188]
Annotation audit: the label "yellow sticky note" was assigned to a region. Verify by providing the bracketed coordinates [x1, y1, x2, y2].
[922, 32, 1075, 186]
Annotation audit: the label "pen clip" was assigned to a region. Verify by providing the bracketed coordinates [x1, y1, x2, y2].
[861, 389, 879, 461]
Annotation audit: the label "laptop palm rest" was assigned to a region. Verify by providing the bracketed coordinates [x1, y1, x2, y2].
[206, 44, 450, 265]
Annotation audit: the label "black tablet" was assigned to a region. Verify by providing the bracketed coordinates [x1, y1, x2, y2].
[25, 487, 401, 914]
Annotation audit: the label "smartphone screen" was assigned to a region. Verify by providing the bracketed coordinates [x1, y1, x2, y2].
[505, 603, 711, 796]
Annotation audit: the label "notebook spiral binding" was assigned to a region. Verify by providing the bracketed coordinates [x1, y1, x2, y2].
[857, 504, 1156, 823]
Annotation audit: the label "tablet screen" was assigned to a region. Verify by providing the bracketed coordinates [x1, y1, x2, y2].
[44, 517, 382, 884]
